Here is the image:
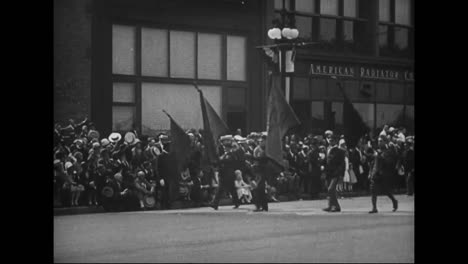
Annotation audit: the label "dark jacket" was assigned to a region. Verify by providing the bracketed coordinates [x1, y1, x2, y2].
[325, 146, 346, 180]
[371, 145, 398, 180]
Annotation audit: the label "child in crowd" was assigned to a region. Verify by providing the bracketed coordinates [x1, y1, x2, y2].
[234, 170, 252, 204]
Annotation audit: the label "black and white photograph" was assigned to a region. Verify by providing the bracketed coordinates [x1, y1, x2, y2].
[54, 0, 414, 262]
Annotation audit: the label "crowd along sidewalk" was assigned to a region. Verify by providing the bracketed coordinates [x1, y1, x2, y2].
[53, 189, 408, 216]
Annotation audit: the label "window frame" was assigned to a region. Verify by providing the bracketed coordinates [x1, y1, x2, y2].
[110, 20, 250, 134]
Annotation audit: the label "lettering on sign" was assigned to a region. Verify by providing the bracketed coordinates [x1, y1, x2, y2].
[309, 64, 354, 77]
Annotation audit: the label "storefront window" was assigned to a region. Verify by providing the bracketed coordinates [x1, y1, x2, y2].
[112, 25, 135, 75]
[395, 0, 411, 25]
[142, 28, 168, 77]
[197, 33, 222, 80]
[274, 0, 290, 10]
[113, 83, 135, 103]
[379, 25, 389, 48]
[332, 102, 343, 125]
[311, 101, 324, 120]
[320, 18, 336, 42]
[343, 20, 354, 41]
[296, 15, 313, 39]
[292, 77, 310, 100]
[353, 103, 375, 130]
[141, 83, 222, 134]
[394, 27, 409, 50]
[376, 104, 404, 129]
[170, 31, 196, 78]
[295, 0, 315, 13]
[320, 0, 338, 15]
[227, 35, 246, 81]
[379, 0, 391, 22]
[112, 106, 136, 131]
[344, 0, 357, 18]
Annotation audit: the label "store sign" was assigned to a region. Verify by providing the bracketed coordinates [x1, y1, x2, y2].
[308, 63, 414, 82]
[309, 64, 354, 77]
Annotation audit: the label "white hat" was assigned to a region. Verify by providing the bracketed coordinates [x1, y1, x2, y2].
[389, 127, 395, 132]
[325, 130, 334, 136]
[124, 132, 137, 145]
[65, 162, 73, 170]
[339, 139, 346, 146]
[234, 135, 246, 141]
[100, 138, 110, 147]
[108, 132, 122, 143]
[220, 135, 233, 141]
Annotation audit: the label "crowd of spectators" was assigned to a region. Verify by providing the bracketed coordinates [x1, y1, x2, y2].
[54, 117, 415, 211]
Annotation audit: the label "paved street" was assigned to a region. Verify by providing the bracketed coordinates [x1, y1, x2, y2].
[54, 195, 414, 263]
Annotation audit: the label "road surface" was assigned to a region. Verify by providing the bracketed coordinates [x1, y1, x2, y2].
[54, 195, 414, 263]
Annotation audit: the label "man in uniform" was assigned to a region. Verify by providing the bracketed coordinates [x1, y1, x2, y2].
[252, 134, 269, 212]
[210, 135, 240, 210]
[368, 135, 399, 213]
[323, 135, 346, 212]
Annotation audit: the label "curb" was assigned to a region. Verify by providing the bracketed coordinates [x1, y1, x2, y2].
[54, 189, 407, 216]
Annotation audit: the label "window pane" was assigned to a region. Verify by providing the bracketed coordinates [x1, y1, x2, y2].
[296, 16, 312, 39]
[395, 27, 409, 50]
[310, 78, 326, 99]
[332, 102, 343, 126]
[296, 0, 315, 13]
[227, 88, 245, 107]
[113, 83, 135, 103]
[141, 83, 222, 133]
[112, 106, 135, 131]
[198, 33, 222, 80]
[354, 103, 375, 129]
[344, 0, 357, 17]
[379, 0, 390, 22]
[112, 25, 135, 75]
[395, 0, 411, 25]
[320, 0, 338, 15]
[376, 104, 404, 129]
[292, 77, 310, 100]
[311, 101, 324, 120]
[170, 31, 195, 78]
[320, 18, 336, 41]
[227, 35, 246, 81]
[375, 82, 390, 101]
[343, 20, 354, 41]
[378, 25, 389, 47]
[274, 0, 290, 10]
[142, 28, 168, 77]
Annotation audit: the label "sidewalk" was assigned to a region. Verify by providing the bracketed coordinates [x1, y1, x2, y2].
[54, 189, 409, 216]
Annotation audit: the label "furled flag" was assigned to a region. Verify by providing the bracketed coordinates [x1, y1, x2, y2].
[266, 73, 301, 168]
[336, 80, 370, 149]
[194, 83, 230, 164]
[162, 110, 192, 173]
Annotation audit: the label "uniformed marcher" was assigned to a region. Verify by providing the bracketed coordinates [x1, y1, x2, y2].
[368, 135, 399, 213]
[210, 135, 240, 210]
[323, 135, 346, 212]
[252, 134, 269, 212]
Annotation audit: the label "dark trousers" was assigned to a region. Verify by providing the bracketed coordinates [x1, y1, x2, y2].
[370, 177, 397, 210]
[212, 177, 240, 207]
[327, 177, 340, 210]
[254, 178, 268, 211]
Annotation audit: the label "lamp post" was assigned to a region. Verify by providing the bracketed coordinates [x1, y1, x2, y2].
[266, 1, 299, 103]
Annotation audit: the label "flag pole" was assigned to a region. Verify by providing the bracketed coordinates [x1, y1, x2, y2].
[192, 81, 201, 93]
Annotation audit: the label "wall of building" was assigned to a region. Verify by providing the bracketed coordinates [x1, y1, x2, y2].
[54, 0, 93, 124]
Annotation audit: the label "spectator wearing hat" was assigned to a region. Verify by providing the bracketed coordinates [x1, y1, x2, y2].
[368, 135, 399, 214]
[296, 144, 310, 197]
[308, 141, 322, 199]
[134, 171, 155, 209]
[251, 134, 269, 212]
[66, 161, 85, 206]
[379, 125, 389, 138]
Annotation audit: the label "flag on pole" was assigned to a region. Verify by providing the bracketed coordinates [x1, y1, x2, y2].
[162, 110, 192, 173]
[194, 83, 230, 163]
[265, 73, 301, 168]
[337, 82, 369, 149]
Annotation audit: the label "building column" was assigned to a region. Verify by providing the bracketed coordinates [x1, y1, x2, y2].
[368, 0, 379, 57]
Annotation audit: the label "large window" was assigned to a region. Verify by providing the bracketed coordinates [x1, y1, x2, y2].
[276, 0, 366, 54]
[378, 0, 413, 58]
[111, 24, 248, 134]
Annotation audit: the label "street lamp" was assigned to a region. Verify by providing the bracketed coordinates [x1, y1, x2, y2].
[266, 2, 299, 103]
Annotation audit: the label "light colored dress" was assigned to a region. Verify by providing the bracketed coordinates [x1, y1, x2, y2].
[235, 179, 252, 202]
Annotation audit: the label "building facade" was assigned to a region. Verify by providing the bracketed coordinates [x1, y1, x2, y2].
[269, 0, 414, 135]
[54, 0, 414, 137]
